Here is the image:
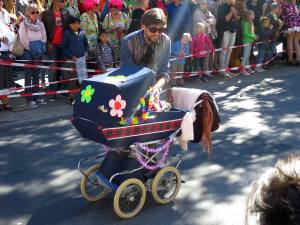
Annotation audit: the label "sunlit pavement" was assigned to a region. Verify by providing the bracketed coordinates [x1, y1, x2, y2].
[0, 65, 300, 225]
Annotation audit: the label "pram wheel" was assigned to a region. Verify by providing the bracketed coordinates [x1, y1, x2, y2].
[80, 164, 109, 202]
[113, 178, 146, 219]
[151, 166, 181, 204]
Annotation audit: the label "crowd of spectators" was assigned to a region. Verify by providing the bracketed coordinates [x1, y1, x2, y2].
[0, 0, 300, 110]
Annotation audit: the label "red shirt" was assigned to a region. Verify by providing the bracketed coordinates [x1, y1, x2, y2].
[52, 10, 64, 45]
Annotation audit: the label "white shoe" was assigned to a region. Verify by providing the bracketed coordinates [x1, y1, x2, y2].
[255, 67, 266, 73]
[240, 69, 250, 76]
[36, 98, 47, 105]
[247, 68, 255, 74]
[205, 72, 214, 78]
[29, 101, 38, 108]
[222, 72, 232, 78]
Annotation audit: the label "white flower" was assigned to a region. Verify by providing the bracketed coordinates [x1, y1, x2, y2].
[109, 95, 126, 117]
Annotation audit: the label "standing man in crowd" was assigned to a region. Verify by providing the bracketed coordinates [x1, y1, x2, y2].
[41, 0, 70, 101]
[120, 8, 171, 92]
[216, 0, 240, 78]
[166, 0, 192, 41]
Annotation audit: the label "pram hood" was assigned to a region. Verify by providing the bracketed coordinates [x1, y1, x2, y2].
[73, 66, 155, 126]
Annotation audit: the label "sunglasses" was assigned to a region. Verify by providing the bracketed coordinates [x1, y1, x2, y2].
[56, 0, 65, 3]
[147, 26, 166, 33]
[110, 5, 118, 8]
[31, 11, 39, 15]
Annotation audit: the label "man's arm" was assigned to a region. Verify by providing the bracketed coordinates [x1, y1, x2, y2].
[120, 38, 135, 67]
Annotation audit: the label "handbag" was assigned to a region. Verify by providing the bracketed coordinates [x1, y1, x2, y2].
[29, 40, 46, 57]
[11, 34, 24, 57]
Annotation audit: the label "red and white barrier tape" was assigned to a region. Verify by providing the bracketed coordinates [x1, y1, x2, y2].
[173, 53, 281, 79]
[170, 41, 267, 62]
[0, 60, 103, 73]
[3, 89, 80, 98]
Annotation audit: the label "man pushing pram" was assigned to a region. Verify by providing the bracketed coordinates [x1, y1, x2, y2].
[120, 8, 170, 97]
[72, 8, 220, 220]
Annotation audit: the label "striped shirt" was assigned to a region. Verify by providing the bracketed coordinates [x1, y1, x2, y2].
[120, 30, 171, 81]
[96, 42, 115, 69]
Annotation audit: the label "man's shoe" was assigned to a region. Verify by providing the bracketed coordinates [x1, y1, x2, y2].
[29, 101, 39, 108]
[255, 67, 266, 73]
[201, 76, 209, 83]
[222, 72, 232, 78]
[36, 98, 47, 105]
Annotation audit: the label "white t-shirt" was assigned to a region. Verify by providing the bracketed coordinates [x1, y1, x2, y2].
[0, 8, 10, 25]
[0, 23, 15, 51]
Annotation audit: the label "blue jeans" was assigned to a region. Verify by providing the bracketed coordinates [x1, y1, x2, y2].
[23, 50, 41, 102]
[195, 57, 205, 76]
[256, 44, 266, 65]
[242, 45, 252, 66]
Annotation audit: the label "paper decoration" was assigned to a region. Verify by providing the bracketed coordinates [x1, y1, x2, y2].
[81, 85, 95, 103]
[98, 105, 108, 113]
[109, 95, 126, 117]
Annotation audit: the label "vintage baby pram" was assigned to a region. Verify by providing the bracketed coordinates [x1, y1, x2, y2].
[72, 66, 219, 219]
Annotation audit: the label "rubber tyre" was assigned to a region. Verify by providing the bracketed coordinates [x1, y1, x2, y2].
[113, 178, 146, 219]
[80, 164, 109, 202]
[151, 166, 181, 204]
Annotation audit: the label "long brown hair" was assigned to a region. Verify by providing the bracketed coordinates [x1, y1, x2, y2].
[243, 9, 255, 34]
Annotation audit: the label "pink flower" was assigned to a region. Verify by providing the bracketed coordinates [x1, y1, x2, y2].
[109, 95, 126, 117]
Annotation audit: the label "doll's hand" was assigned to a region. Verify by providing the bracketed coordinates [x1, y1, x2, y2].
[2, 36, 9, 44]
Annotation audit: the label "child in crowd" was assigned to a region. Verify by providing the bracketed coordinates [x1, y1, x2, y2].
[255, 17, 271, 72]
[241, 9, 256, 76]
[267, 3, 282, 57]
[170, 33, 191, 86]
[95, 29, 116, 71]
[61, 15, 89, 104]
[191, 23, 214, 83]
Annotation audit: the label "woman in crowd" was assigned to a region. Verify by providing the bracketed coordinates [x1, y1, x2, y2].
[229, 0, 246, 68]
[0, 0, 15, 111]
[128, 0, 149, 34]
[80, 0, 100, 59]
[103, 0, 129, 60]
[19, 3, 47, 107]
[193, 0, 217, 73]
[65, 0, 80, 17]
[280, 0, 300, 65]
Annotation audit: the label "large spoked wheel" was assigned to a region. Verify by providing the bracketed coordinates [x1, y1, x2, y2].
[113, 178, 146, 219]
[80, 164, 110, 202]
[151, 166, 181, 204]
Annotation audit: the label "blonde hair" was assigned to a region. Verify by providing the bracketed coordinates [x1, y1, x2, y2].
[182, 33, 192, 42]
[243, 10, 255, 34]
[26, 3, 40, 17]
[196, 22, 205, 33]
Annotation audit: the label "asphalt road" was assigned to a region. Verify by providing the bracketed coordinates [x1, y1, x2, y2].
[1, 66, 300, 225]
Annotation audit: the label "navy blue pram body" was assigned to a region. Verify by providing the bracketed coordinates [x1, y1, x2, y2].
[72, 66, 185, 148]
